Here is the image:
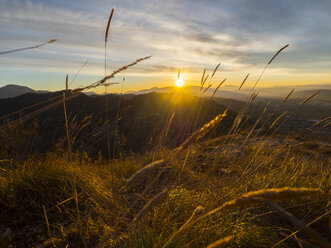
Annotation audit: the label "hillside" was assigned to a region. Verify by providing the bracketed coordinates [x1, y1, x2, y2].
[0, 84, 35, 99]
[1, 1, 331, 246]
[0, 129, 329, 247]
[0, 91, 237, 158]
[0, 87, 330, 248]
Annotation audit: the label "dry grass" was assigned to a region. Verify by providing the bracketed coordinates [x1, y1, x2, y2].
[269, 111, 288, 129]
[72, 55, 152, 94]
[211, 63, 221, 78]
[0, 39, 58, 55]
[105, 8, 115, 44]
[200, 69, 206, 85]
[312, 116, 331, 126]
[203, 84, 212, 93]
[175, 108, 228, 152]
[122, 160, 166, 191]
[259, 199, 330, 248]
[212, 78, 226, 98]
[1, 131, 329, 247]
[0, 8, 329, 248]
[300, 91, 320, 106]
[164, 187, 323, 246]
[132, 189, 168, 225]
[281, 88, 295, 103]
[268, 44, 290, 64]
[200, 74, 210, 91]
[239, 73, 249, 90]
[206, 236, 233, 248]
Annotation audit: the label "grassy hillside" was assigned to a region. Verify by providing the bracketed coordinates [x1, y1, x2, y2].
[0, 91, 237, 159]
[0, 9, 330, 247]
[0, 133, 329, 247]
[0, 90, 330, 247]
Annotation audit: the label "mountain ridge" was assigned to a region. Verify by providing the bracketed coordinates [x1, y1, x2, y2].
[0, 83, 330, 101]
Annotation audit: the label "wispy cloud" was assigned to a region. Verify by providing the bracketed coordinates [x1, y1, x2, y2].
[0, 0, 331, 90]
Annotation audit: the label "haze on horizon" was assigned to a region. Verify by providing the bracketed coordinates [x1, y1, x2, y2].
[0, 0, 331, 93]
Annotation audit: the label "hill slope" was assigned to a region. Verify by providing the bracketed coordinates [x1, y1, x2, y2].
[0, 84, 35, 99]
[0, 91, 237, 158]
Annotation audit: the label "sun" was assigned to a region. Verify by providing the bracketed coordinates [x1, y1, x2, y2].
[175, 78, 184, 87]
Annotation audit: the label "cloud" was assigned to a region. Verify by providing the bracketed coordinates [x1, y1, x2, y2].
[0, 0, 331, 90]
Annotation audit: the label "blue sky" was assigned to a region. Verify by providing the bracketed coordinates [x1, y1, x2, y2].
[0, 0, 331, 92]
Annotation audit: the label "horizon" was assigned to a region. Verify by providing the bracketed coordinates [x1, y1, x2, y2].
[1, 82, 331, 96]
[1, 0, 331, 93]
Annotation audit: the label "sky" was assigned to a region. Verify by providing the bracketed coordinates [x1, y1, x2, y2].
[0, 0, 331, 93]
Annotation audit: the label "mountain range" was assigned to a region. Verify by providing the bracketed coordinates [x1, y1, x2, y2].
[0, 84, 330, 103]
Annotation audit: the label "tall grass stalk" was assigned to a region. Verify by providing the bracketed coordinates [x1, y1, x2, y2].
[113, 77, 125, 158]
[259, 199, 330, 248]
[43, 205, 56, 247]
[211, 63, 221, 78]
[163, 187, 321, 247]
[0, 39, 58, 55]
[252, 44, 290, 91]
[104, 9, 115, 160]
[211, 78, 226, 98]
[300, 91, 320, 106]
[281, 88, 295, 104]
[269, 111, 288, 129]
[62, 91, 72, 162]
[206, 236, 233, 248]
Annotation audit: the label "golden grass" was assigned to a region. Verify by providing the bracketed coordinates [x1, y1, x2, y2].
[175, 108, 228, 152]
[0, 7, 328, 247]
[271, 210, 331, 247]
[122, 160, 166, 191]
[132, 189, 168, 225]
[164, 187, 322, 246]
[249, 91, 259, 102]
[239, 73, 249, 90]
[42, 205, 55, 247]
[323, 122, 330, 127]
[259, 199, 330, 248]
[206, 236, 234, 248]
[165, 112, 176, 137]
[212, 78, 226, 98]
[312, 116, 331, 126]
[281, 88, 295, 103]
[300, 91, 320, 106]
[220, 187, 321, 209]
[269, 111, 288, 129]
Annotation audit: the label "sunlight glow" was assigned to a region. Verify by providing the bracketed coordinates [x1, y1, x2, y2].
[175, 78, 184, 87]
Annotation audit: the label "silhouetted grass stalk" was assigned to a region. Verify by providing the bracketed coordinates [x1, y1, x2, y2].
[0, 39, 58, 55]
[63, 91, 72, 162]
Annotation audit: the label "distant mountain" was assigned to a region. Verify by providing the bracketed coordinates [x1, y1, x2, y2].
[291, 89, 331, 103]
[125, 84, 331, 102]
[0, 84, 36, 99]
[0, 84, 51, 99]
[126, 86, 248, 100]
